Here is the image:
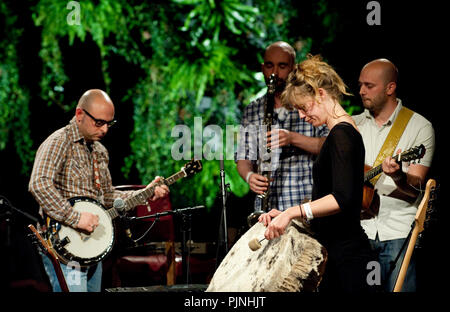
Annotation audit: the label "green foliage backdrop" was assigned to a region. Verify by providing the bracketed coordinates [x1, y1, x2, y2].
[0, 0, 360, 209]
[0, 2, 34, 174]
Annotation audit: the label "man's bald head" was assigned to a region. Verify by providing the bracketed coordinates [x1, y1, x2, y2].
[75, 89, 115, 141]
[361, 58, 398, 86]
[77, 89, 113, 111]
[359, 59, 399, 114]
[264, 41, 296, 65]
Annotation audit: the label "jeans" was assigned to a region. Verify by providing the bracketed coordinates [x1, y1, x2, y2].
[40, 252, 102, 292]
[369, 235, 416, 292]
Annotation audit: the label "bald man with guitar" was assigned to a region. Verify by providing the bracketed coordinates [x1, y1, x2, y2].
[353, 59, 435, 292]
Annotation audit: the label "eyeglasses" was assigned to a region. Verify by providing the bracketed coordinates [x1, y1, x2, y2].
[83, 109, 117, 128]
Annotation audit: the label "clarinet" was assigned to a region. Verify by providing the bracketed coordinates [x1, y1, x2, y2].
[247, 74, 277, 227]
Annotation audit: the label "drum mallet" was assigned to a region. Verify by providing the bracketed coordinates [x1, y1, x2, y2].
[248, 237, 266, 251]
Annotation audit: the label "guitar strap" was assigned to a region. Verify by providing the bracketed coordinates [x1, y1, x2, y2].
[92, 150, 101, 190]
[370, 106, 414, 186]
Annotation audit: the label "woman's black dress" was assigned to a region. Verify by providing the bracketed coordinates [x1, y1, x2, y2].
[311, 122, 376, 292]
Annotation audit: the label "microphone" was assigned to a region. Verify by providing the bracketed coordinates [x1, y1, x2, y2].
[114, 198, 132, 240]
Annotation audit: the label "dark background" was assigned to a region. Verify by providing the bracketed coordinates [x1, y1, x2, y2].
[0, 0, 447, 293]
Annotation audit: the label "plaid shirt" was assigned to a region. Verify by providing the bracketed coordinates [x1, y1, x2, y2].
[236, 95, 329, 211]
[29, 117, 148, 228]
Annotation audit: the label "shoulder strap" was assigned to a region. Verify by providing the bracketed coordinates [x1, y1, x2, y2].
[370, 106, 414, 185]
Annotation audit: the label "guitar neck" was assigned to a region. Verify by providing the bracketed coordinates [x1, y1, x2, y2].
[364, 164, 383, 183]
[136, 170, 186, 199]
[107, 170, 186, 219]
[364, 145, 425, 184]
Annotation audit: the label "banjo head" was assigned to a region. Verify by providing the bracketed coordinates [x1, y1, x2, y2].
[55, 197, 115, 266]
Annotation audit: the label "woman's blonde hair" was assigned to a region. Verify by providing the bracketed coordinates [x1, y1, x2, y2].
[281, 54, 351, 111]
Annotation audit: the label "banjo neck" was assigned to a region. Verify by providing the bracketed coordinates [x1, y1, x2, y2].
[106, 170, 187, 219]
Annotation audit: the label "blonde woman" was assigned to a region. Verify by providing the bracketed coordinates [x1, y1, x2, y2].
[259, 55, 376, 292]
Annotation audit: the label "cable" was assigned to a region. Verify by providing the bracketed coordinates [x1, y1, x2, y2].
[130, 217, 159, 244]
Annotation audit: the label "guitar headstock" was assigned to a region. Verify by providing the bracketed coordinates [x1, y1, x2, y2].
[416, 179, 437, 233]
[400, 144, 426, 163]
[182, 159, 203, 178]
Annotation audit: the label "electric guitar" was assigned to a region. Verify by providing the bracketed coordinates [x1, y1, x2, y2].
[393, 179, 437, 292]
[45, 159, 202, 267]
[361, 144, 426, 219]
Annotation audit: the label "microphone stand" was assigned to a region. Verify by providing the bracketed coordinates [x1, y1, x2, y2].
[1, 196, 41, 247]
[180, 212, 191, 285]
[0, 196, 40, 224]
[215, 159, 230, 268]
[127, 205, 204, 285]
[1, 196, 41, 290]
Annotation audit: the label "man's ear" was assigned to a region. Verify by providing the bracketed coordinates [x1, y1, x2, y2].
[386, 82, 397, 96]
[75, 107, 83, 123]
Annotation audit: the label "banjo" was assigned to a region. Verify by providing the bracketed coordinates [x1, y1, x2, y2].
[45, 159, 202, 267]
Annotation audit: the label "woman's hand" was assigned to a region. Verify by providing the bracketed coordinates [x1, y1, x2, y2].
[260, 207, 298, 240]
[264, 210, 294, 240]
[258, 208, 282, 226]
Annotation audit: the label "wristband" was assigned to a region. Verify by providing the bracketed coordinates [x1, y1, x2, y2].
[246, 171, 254, 184]
[298, 204, 304, 219]
[303, 202, 314, 221]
